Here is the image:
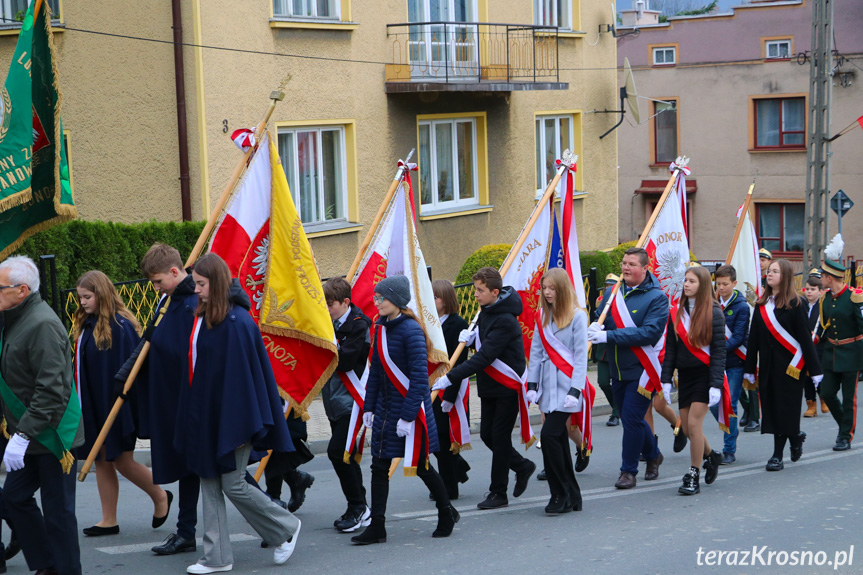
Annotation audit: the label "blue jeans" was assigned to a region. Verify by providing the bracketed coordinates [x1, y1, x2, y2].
[711, 367, 743, 454]
[612, 379, 660, 475]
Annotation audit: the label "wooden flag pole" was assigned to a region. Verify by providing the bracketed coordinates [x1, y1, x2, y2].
[78, 88, 288, 482]
[724, 183, 756, 265]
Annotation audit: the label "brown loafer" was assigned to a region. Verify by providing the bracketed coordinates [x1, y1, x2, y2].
[644, 452, 664, 480]
[614, 471, 636, 489]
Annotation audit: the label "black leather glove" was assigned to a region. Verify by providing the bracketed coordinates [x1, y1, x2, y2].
[527, 382, 539, 392]
[566, 387, 582, 400]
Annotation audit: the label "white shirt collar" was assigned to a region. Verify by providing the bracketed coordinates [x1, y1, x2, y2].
[439, 314, 449, 324]
[336, 307, 351, 328]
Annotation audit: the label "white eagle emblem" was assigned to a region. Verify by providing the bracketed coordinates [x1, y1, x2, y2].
[655, 250, 686, 300]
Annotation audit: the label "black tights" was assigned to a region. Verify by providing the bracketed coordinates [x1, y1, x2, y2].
[773, 433, 803, 459]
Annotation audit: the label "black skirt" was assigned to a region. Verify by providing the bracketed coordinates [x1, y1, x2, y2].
[677, 365, 711, 409]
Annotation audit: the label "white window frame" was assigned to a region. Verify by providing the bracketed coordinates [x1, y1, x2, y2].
[0, 0, 60, 24]
[535, 114, 574, 199]
[418, 118, 479, 213]
[273, 0, 341, 20]
[765, 39, 791, 60]
[277, 125, 348, 226]
[534, 0, 572, 30]
[652, 46, 676, 66]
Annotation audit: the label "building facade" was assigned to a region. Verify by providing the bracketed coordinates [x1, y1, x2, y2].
[0, 0, 622, 281]
[616, 0, 863, 266]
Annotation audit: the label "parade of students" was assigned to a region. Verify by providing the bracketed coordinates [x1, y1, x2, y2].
[744, 258, 822, 471]
[72, 270, 171, 537]
[802, 272, 828, 418]
[352, 275, 459, 545]
[434, 267, 536, 510]
[711, 264, 750, 464]
[661, 266, 725, 495]
[430, 279, 471, 500]
[526, 268, 588, 513]
[175, 253, 300, 573]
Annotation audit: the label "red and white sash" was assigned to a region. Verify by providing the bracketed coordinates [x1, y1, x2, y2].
[446, 375, 472, 453]
[375, 325, 430, 476]
[476, 331, 536, 449]
[188, 316, 203, 385]
[610, 288, 663, 398]
[534, 315, 595, 455]
[759, 298, 804, 379]
[337, 366, 369, 464]
[673, 307, 732, 432]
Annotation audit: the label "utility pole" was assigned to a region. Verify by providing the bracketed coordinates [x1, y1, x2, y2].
[803, 0, 833, 267]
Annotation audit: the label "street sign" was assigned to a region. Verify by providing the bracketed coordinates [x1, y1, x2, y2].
[831, 189, 853, 216]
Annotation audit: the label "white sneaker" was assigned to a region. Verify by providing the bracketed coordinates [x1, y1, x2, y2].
[186, 562, 233, 574]
[274, 519, 301, 565]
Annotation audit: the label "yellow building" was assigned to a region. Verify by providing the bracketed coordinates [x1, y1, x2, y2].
[0, 0, 621, 281]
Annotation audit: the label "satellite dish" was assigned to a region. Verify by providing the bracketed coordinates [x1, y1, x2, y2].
[624, 57, 640, 124]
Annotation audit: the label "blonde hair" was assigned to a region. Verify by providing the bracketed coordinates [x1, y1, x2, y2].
[539, 268, 577, 328]
[73, 270, 141, 350]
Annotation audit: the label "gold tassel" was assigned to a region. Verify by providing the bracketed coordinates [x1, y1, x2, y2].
[742, 379, 758, 391]
[343, 450, 352, 465]
[523, 436, 537, 450]
[584, 448, 592, 457]
[403, 466, 418, 477]
[636, 386, 652, 399]
[353, 452, 363, 464]
[0, 417, 8, 440]
[719, 424, 729, 434]
[786, 365, 801, 380]
[61, 451, 76, 474]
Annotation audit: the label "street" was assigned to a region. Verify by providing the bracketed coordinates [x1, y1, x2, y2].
[21, 400, 863, 575]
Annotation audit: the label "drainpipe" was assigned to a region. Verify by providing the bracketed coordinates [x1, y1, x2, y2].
[172, 0, 192, 221]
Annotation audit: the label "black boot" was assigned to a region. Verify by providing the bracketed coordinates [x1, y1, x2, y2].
[287, 470, 315, 513]
[432, 506, 460, 538]
[351, 517, 387, 545]
[678, 466, 700, 495]
[4, 528, 20, 560]
[574, 448, 590, 473]
[672, 425, 688, 453]
[544, 495, 570, 514]
[703, 450, 722, 485]
[790, 431, 806, 462]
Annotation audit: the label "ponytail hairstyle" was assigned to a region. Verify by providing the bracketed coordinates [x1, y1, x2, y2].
[192, 253, 232, 328]
[674, 266, 714, 349]
[539, 267, 577, 328]
[73, 270, 141, 350]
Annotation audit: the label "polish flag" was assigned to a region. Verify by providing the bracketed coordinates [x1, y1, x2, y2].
[645, 186, 690, 305]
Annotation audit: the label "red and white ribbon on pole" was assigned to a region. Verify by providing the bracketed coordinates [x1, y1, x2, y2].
[337, 366, 369, 464]
[760, 299, 805, 379]
[397, 160, 419, 224]
[610, 289, 663, 398]
[231, 128, 256, 152]
[669, 160, 691, 242]
[447, 376, 471, 452]
[556, 154, 587, 308]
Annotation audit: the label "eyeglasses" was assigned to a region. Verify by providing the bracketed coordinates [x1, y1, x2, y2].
[0, 284, 22, 290]
[373, 295, 385, 304]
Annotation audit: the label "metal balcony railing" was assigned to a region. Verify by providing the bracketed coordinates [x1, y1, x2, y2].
[385, 21, 561, 85]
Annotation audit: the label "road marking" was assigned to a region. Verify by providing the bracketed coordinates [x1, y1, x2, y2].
[95, 533, 258, 555]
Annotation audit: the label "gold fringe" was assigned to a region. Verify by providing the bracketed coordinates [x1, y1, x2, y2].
[584, 448, 592, 457]
[719, 424, 729, 434]
[353, 452, 363, 464]
[742, 380, 758, 391]
[786, 365, 801, 380]
[0, 417, 8, 440]
[636, 385, 652, 399]
[275, 348, 337, 423]
[0, 189, 33, 214]
[403, 466, 418, 477]
[343, 450, 351, 465]
[523, 435, 537, 451]
[60, 451, 75, 474]
[0, 212, 76, 261]
[450, 441, 472, 454]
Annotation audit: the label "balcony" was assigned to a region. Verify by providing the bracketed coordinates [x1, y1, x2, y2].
[385, 22, 569, 93]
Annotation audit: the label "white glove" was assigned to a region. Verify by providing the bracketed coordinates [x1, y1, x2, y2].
[362, 412, 374, 428]
[441, 400, 454, 413]
[744, 373, 755, 384]
[563, 394, 580, 409]
[3, 433, 29, 472]
[708, 388, 721, 408]
[525, 390, 538, 404]
[812, 374, 823, 389]
[587, 322, 607, 344]
[396, 419, 412, 438]
[661, 383, 672, 404]
[458, 329, 476, 346]
[431, 375, 452, 391]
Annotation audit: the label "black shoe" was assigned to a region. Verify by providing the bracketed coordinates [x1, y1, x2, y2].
[721, 452, 736, 465]
[287, 471, 314, 513]
[456, 457, 471, 484]
[790, 431, 806, 462]
[152, 533, 196, 555]
[152, 490, 174, 529]
[833, 439, 851, 451]
[575, 449, 590, 473]
[765, 457, 784, 471]
[544, 495, 571, 514]
[4, 528, 18, 561]
[336, 506, 371, 533]
[743, 421, 760, 432]
[703, 450, 722, 485]
[678, 467, 700, 495]
[513, 460, 536, 498]
[477, 492, 508, 510]
[83, 524, 120, 536]
[672, 426, 688, 453]
[432, 505, 460, 538]
[351, 518, 386, 545]
[644, 452, 663, 481]
[606, 415, 620, 427]
[739, 408, 750, 428]
[536, 469, 548, 481]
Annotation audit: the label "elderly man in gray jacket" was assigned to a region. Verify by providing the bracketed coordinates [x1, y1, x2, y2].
[0, 255, 84, 575]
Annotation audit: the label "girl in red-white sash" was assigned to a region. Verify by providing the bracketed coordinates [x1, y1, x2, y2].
[661, 266, 725, 495]
[743, 259, 822, 471]
[526, 268, 588, 514]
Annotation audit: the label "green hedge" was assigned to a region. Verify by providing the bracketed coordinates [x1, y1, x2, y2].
[15, 220, 206, 289]
[455, 244, 512, 285]
[579, 251, 613, 282]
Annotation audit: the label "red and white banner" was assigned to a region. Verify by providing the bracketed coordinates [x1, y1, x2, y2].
[670, 160, 690, 243]
[557, 158, 587, 309]
[760, 299, 805, 379]
[611, 289, 663, 398]
[337, 367, 368, 464]
[728, 205, 762, 309]
[644, 181, 690, 305]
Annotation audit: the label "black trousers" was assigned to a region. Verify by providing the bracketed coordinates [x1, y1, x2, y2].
[802, 374, 823, 402]
[480, 394, 528, 496]
[432, 397, 470, 498]
[327, 415, 367, 509]
[4, 454, 80, 575]
[177, 473, 200, 540]
[540, 411, 581, 504]
[370, 456, 449, 521]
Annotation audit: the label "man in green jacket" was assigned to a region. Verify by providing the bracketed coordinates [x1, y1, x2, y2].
[0, 255, 84, 575]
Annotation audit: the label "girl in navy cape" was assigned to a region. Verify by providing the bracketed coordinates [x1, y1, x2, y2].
[351, 275, 459, 546]
[176, 253, 300, 574]
[73, 270, 171, 536]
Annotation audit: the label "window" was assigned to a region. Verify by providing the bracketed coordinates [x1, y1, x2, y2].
[278, 126, 348, 225]
[754, 97, 805, 149]
[418, 118, 478, 212]
[765, 39, 792, 60]
[273, 0, 340, 20]
[536, 115, 574, 196]
[652, 100, 678, 165]
[756, 203, 804, 255]
[535, 0, 572, 29]
[0, 0, 60, 24]
[652, 46, 676, 66]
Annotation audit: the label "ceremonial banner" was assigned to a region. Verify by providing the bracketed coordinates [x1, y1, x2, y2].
[0, 0, 76, 259]
[670, 160, 690, 245]
[728, 205, 762, 307]
[209, 131, 337, 417]
[558, 159, 587, 308]
[350, 166, 449, 381]
[645, 184, 690, 304]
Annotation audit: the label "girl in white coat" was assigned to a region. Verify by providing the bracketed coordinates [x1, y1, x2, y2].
[526, 268, 588, 514]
